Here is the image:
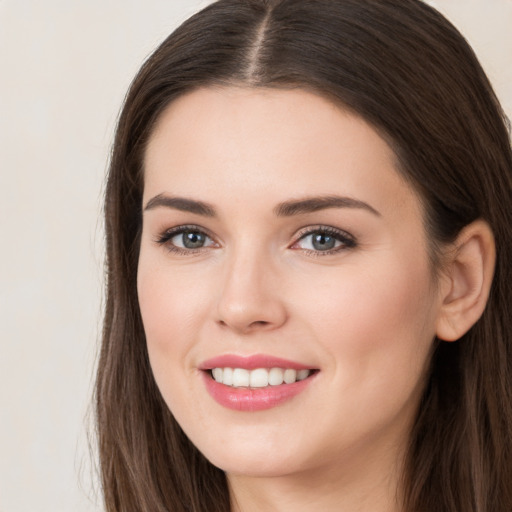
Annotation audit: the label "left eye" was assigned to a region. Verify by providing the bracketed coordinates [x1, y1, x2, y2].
[294, 229, 355, 252]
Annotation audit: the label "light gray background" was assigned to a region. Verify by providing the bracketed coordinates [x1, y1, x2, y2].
[0, 1, 510, 511]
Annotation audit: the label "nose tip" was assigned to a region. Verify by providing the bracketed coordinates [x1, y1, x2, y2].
[215, 261, 287, 335]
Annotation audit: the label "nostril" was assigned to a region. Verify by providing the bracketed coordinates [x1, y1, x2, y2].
[216, 318, 272, 334]
[250, 320, 270, 327]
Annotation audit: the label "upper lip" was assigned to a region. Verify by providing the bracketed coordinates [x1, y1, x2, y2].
[199, 354, 315, 371]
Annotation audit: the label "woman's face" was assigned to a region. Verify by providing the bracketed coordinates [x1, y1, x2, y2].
[138, 87, 443, 480]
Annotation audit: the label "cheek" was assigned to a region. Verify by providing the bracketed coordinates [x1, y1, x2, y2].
[138, 256, 209, 345]
[289, 258, 438, 455]
[137, 257, 206, 383]
[138, 275, 180, 353]
[295, 255, 437, 375]
[137, 263, 205, 419]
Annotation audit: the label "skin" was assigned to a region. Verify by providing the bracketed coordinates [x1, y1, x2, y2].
[138, 87, 449, 512]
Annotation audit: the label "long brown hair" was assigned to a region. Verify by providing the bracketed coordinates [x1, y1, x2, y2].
[95, 1, 512, 510]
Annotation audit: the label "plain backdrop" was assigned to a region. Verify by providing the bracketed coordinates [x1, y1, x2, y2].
[0, 1, 510, 511]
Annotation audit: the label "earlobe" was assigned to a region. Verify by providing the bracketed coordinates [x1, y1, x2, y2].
[435, 220, 495, 342]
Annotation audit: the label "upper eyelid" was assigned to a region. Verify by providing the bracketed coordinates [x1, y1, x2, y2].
[293, 225, 355, 240]
[156, 223, 353, 236]
[157, 224, 214, 239]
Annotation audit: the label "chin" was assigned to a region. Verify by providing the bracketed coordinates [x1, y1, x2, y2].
[185, 425, 307, 478]
[207, 450, 303, 478]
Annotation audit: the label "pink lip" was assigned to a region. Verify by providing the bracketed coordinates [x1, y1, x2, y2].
[199, 354, 318, 412]
[201, 372, 316, 412]
[199, 354, 313, 371]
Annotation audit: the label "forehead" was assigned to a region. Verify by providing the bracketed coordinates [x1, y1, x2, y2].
[143, 86, 419, 220]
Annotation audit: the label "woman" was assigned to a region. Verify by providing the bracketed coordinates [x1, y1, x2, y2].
[95, 0, 512, 510]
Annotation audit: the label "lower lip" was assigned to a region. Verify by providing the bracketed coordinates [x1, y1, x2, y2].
[201, 371, 316, 412]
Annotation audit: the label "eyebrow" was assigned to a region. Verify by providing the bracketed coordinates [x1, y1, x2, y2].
[274, 195, 381, 217]
[143, 193, 380, 217]
[144, 194, 216, 216]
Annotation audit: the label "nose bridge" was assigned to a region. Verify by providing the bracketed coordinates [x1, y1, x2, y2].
[216, 239, 287, 333]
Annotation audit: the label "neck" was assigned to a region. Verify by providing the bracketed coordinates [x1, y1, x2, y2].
[227, 441, 406, 512]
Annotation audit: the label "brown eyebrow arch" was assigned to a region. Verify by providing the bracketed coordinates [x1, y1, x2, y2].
[144, 193, 380, 218]
[274, 195, 381, 217]
[144, 194, 216, 217]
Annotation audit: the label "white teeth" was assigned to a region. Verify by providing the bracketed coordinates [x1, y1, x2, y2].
[232, 368, 250, 387]
[223, 367, 233, 386]
[268, 367, 284, 386]
[283, 369, 297, 384]
[212, 367, 223, 382]
[249, 368, 269, 388]
[297, 369, 310, 381]
[211, 367, 312, 388]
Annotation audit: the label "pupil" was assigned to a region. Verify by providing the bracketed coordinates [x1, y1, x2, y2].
[183, 232, 205, 249]
[312, 233, 335, 250]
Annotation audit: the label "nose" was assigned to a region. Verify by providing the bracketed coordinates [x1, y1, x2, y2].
[215, 247, 288, 335]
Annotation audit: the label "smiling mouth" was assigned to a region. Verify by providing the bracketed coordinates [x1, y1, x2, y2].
[209, 367, 317, 388]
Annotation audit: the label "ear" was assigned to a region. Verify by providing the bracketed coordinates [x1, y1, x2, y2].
[436, 220, 495, 342]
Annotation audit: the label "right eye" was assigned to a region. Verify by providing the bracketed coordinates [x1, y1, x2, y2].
[156, 226, 217, 254]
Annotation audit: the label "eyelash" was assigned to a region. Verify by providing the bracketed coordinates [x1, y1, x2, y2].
[154, 224, 357, 256]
